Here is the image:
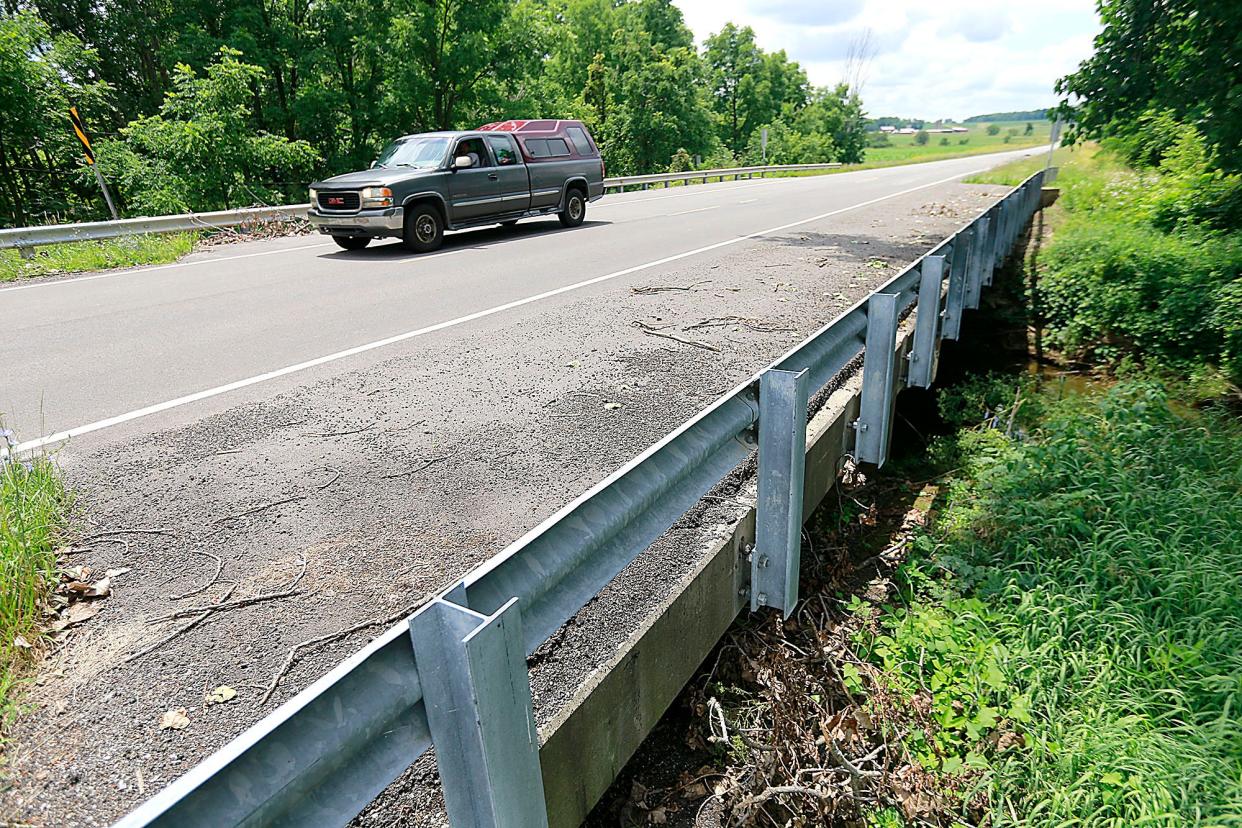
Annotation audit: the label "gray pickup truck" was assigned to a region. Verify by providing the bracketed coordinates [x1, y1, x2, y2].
[308, 119, 605, 252]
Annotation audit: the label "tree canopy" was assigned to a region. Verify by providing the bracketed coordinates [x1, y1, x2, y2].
[1056, 0, 1242, 170]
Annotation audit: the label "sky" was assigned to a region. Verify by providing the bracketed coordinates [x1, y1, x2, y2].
[673, 0, 1101, 121]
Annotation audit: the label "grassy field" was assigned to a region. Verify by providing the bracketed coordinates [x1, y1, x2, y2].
[864, 121, 1051, 166]
[0, 450, 71, 736]
[0, 232, 195, 283]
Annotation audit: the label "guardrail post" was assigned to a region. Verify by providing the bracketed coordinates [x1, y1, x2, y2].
[854, 292, 901, 466]
[408, 593, 548, 828]
[940, 226, 974, 340]
[907, 255, 945, 388]
[965, 216, 989, 309]
[753, 367, 810, 616]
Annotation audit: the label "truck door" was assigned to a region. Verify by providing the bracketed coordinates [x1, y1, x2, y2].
[447, 137, 501, 222]
[485, 134, 530, 214]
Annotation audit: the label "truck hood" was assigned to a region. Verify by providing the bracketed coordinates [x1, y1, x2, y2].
[312, 167, 438, 188]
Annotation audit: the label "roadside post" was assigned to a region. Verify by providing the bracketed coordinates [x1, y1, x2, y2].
[70, 106, 120, 221]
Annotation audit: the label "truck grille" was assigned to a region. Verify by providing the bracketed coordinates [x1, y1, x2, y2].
[317, 191, 360, 212]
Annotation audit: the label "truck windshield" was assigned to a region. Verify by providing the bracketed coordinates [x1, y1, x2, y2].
[375, 137, 451, 169]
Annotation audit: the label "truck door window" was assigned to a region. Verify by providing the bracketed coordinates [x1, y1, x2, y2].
[454, 138, 492, 167]
[486, 135, 518, 166]
[545, 138, 572, 157]
[523, 139, 550, 158]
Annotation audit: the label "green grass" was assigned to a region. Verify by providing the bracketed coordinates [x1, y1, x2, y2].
[0, 449, 71, 734]
[858, 382, 1242, 826]
[865, 122, 1051, 166]
[963, 144, 1076, 186]
[0, 232, 196, 283]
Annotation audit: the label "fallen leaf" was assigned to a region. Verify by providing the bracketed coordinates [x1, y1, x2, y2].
[13, 635, 32, 649]
[54, 601, 101, 630]
[604, 402, 623, 410]
[86, 577, 111, 598]
[104, 567, 132, 579]
[207, 686, 237, 705]
[160, 708, 190, 730]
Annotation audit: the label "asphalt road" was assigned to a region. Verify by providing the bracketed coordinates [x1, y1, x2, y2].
[2, 148, 1040, 452]
[1, 148, 1038, 826]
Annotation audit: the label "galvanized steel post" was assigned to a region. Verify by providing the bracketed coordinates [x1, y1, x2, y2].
[854, 292, 901, 466]
[907, 255, 945, 389]
[965, 216, 989, 309]
[940, 226, 974, 340]
[753, 367, 810, 616]
[408, 593, 548, 828]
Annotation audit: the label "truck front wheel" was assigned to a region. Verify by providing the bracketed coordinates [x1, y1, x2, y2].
[403, 204, 444, 252]
[558, 189, 586, 228]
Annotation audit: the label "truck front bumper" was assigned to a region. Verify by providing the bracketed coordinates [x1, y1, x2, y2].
[307, 207, 405, 238]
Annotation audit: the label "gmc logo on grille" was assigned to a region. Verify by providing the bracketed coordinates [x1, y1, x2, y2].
[327, 196, 345, 206]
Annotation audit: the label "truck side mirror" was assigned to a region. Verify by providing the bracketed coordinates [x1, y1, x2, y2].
[370, 160, 380, 169]
[453, 155, 474, 170]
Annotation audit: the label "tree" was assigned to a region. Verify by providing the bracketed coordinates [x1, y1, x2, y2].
[1055, 0, 1242, 170]
[0, 10, 111, 225]
[914, 130, 929, 145]
[986, 124, 1001, 136]
[96, 49, 319, 214]
[1024, 122, 1034, 135]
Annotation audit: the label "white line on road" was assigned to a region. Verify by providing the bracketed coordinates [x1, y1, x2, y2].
[13, 164, 1001, 455]
[738, 199, 758, 204]
[667, 206, 719, 217]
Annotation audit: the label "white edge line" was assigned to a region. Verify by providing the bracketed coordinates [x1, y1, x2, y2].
[14, 164, 994, 455]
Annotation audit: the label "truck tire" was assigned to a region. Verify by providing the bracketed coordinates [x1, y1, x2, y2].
[558, 188, 586, 228]
[332, 235, 371, 251]
[403, 204, 444, 252]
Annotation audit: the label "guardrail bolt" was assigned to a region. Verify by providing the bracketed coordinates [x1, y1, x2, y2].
[756, 592, 768, 606]
[757, 555, 770, 569]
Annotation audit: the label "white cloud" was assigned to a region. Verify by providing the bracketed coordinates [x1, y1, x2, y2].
[674, 0, 1100, 120]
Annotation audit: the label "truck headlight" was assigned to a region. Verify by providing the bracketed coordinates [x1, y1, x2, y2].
[361, 187, 393, 209]
[309, 187, 318, 203]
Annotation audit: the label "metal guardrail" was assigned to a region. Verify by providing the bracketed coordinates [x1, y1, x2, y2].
[603, 162, 841, 192]
[111, 170, 1048, 828]
[0, 204, 312, 253]
[0, 163, 843, 253]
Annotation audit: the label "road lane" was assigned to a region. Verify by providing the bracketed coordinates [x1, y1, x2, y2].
[2, 149, 1039, 448]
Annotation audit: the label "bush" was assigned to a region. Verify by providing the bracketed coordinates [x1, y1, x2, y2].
[939, 136, 950, 146]
[1040, 216, 1242, 376]
[986, 124, 1001, 136]
[914, 130, 930, 146]
[868, 132, 891, 148]
[867, 382, 1242, 826]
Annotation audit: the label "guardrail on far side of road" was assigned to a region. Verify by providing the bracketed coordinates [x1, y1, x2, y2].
[0, 163, 844, 255]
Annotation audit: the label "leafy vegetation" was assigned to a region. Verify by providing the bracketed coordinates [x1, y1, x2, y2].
[857, 380, 1242, 826]
[1055, 0, 1241, 172]
[0, 443, 71, 732]
[0, 233, 195, 283]
[0, 0, 868, 227]
[1019, 136, 1242, 383]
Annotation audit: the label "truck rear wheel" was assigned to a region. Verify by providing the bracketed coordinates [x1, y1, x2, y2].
[558, 189, 586, 228]
[403, 204, 444, 252]
[332, 235, 371, 251]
